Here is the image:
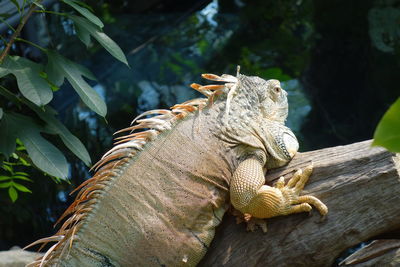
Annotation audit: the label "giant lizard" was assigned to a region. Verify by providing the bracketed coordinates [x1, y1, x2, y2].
[27, 69, 328, 266]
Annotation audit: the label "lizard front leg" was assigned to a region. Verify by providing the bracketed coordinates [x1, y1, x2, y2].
[230, 157, 328, 230]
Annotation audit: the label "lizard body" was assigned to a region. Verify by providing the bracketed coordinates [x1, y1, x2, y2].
[27, 70, 327, 266]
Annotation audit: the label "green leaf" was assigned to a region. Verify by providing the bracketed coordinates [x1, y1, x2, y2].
[373, 97, 400, 152]
[32, 2, 45, 10]
[14, 171, 29, 176]
[70, 15, 129, 66]
[63, 0, 103, 28]
[0, 107, 3, 119]
[20, 130, 68, 179]
[0, 56, 53, 106]
[0, 85, 22, 106]
[8, 186, 18, 202]
[2, 163, 12, 172]
[10, 0, 20, 13]
[50, 85, 60, 92]
[13, 182, 32, 193]
[12, 175, 33, 182]
[74, 21, 91, 46]
[0, 13, 12, 18]
[45, 55, 65, 87]
[5, 113, 69, 179]
[0, 65, 9, 77]
[0, 114, 17, 158]
[0, 176, 11, 181]
[39, 71, 47, 79]
[15, 142, 25, 151]
[0, 181, 12, 188]
[68, 0, 94, 12]
[46, 51, 106, 116]
[17, 154, 31, 166]
[26, 103, 91, 166]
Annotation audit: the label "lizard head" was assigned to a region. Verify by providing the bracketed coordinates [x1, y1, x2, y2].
[199, 70, 298, 168]
[237, 76, 289, 124]
[235, 74, 298, 167]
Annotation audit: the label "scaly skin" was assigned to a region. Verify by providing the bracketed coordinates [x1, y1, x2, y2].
[231, 159, 327, 227]
[27, 71, 328, 266]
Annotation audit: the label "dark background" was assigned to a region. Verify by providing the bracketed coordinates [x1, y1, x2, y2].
[0, 0, 399, 263]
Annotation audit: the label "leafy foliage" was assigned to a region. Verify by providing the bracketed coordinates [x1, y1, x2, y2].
[0, 141, 32, 202]
[26, 102, 91, 166]
[0, 0, 127, 201]
[70, 15, 128, 66]
[0, 56, 53, 106]
[373, 98, 400, 152]
[2, 113, 69, 178]
[46, 50, 107, 116]
[63, 0, 104, 28]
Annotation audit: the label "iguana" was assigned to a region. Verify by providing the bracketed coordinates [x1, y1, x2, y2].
[27, 69, 328, 266]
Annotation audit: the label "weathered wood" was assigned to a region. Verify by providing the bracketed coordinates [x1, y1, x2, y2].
[339, 239, 400, 266]
[200, 140, 400, 267]
[350, 247, 400, 266]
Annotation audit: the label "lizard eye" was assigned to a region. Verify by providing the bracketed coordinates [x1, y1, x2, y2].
[274, 86, 281, 93]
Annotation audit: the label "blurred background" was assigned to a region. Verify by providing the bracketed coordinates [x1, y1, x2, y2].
[0, 0, 398, 259]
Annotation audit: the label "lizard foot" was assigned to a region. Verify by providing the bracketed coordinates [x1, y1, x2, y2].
[231, 163, 328, 230]
[277, 164, 328, 217]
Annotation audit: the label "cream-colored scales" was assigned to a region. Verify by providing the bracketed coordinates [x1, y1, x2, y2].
[230, 161, 328, 231]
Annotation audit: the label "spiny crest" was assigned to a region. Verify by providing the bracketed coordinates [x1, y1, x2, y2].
[24, 71, 239, 266]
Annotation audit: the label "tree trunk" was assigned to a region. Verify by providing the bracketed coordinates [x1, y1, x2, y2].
[200, 140, 400, 267]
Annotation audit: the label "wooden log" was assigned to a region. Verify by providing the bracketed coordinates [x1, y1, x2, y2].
[339, 239, 400, 266]
[200, 140, 400, 267]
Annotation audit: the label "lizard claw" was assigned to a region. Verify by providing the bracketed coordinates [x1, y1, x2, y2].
[243, 213, 252, 222]
[274, 176, 285, 189]
[276, 164, 328, 217]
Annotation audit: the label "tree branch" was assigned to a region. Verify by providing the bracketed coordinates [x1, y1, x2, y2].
[200, 140, 400, 267]
[0, 3, 38, 63]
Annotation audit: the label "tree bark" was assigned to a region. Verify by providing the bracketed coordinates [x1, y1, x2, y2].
[200, 140, 400, 267]
[339, 239, 400, 266]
